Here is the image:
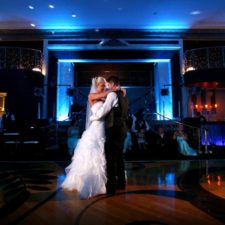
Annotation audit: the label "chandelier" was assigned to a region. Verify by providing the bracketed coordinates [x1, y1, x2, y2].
[183, 46, 225, 74]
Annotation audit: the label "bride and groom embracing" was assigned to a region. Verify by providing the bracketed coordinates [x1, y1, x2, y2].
[61, 75, 129, 199]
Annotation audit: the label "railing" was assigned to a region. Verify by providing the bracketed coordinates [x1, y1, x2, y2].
[183, 46, 225, 74]
[145, 112, 203, 153]
[68, 87, 88, 127]
[128, 87, 155, 114]
[0, 47, 43, 72]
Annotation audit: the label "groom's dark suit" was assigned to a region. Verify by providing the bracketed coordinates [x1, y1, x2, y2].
[104, 90, 128, 194]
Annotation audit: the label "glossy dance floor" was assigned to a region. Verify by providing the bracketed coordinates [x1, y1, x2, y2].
[0, 159, 225, 225]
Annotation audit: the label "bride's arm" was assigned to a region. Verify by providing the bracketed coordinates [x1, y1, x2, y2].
[88, 90, 111, 105]
[90, 92, 118, 121]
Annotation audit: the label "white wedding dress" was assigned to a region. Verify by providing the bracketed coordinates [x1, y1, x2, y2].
[61, 101, 107, 199]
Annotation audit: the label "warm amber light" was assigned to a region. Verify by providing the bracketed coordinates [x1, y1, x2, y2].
[214, 104, 218, 108]
[195, 104, 198, 108]
[205, 104, 208, 108]
[186, 66, 195, 72]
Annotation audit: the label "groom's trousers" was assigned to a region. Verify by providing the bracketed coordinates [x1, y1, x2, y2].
[105, 125, 127, 193]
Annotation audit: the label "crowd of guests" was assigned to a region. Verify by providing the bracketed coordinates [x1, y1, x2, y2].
[1, 107, 201, 159]
[120, 108, 201, 158]
[65, 106, 203, 159]
[121, 109, 170, 157]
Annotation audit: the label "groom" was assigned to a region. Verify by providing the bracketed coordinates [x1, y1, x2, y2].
[90, 75, 128, 194]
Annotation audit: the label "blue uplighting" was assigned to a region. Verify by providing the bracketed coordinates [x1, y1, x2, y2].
[201, 124, 225, 146]
[146, 25, 187, 30]
[56, 62, 74, 121]
[154, 62, 173, 120]
[58, 59, 170, 63]
[145, 18, 188, 30]
[56, 59, 174, 121]
[49, 45, 180, 51]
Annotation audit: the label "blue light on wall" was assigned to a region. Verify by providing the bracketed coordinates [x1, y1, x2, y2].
[56, 62, 74, 121]
[146, 25, 187, 30]
[56, 59, 174, 121]
[48, 45, 180, 51]
[145, 18, 188, 30]
[154, 62, 173, 120]
[201, 124, 225, 146]
[58, 59, 170, 63]
[39, 18, 83, 30]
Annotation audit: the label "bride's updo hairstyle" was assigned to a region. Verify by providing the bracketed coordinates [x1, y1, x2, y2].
[95, 76, 106, 87]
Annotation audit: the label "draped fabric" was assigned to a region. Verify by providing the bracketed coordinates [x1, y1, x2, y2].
[62, 101, 107, 199]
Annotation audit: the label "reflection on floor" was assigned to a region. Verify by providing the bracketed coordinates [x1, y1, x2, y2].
[1, 143, 225, 162]
[0, 160, 225, 225]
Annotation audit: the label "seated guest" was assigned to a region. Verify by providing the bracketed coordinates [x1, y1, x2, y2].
[131, 109, 150, 151]
[155, 126, 170, 152]
[173, 124, 198, 156]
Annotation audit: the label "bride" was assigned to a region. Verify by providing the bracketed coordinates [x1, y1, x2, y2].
[61, 76, 111, 199]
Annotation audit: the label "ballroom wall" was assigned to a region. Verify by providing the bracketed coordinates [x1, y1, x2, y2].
[0, 70, 44, 128]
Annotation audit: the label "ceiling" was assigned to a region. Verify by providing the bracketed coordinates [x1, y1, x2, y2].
[1, 0, 225, 31]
